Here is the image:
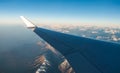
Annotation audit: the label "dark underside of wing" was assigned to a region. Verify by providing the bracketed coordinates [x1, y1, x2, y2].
[34, 27, 120, 73]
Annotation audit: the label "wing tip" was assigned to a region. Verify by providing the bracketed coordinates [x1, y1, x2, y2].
[20, 16, 36, 30]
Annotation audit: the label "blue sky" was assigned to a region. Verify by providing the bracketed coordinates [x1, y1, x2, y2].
[0, 0, 120, 25]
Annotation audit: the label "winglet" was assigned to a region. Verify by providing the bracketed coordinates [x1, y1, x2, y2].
[20, 16, 36, 30]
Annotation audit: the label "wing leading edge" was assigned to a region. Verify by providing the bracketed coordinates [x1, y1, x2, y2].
[21, 16, 120, 73]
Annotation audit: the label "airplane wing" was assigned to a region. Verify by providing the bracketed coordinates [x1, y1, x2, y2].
[20, 16, 120, 73]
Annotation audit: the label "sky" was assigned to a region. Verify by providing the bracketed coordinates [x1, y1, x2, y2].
[0, 0, 120, 25]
